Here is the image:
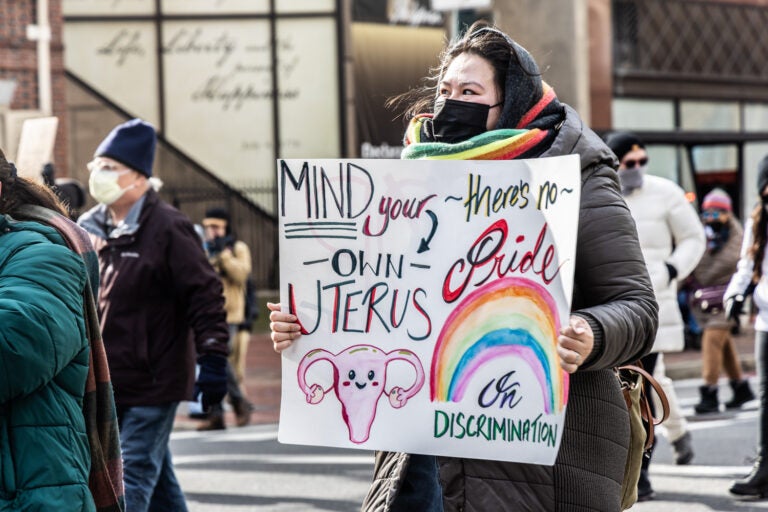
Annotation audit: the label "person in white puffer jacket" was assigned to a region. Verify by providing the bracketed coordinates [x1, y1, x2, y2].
[605, 131, 706, 502]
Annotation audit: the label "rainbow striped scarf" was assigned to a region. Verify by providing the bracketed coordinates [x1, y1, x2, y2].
[402, 82, 561, 161]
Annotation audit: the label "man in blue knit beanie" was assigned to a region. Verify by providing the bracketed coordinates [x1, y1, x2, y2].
[78, 118, 230, 512]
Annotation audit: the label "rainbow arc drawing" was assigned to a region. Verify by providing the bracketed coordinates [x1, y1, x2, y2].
[431, 277, 568, 414]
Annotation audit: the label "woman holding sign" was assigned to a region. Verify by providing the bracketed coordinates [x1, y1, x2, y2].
[269, 21, 658, 512]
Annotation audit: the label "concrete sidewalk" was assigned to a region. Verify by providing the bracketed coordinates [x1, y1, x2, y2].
[174, 325, 758, 430]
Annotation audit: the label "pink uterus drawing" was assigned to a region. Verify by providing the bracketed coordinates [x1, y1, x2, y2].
[297, 344, 425, 443]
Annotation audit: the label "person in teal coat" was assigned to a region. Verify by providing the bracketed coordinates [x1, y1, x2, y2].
[0, 148, 123, 511]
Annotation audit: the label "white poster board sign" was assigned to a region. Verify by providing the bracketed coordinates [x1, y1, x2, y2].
[16, 117, 59, 181]
[277, 155, 580, 465]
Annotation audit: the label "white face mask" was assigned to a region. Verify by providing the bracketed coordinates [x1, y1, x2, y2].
[618, 165, 646, 196]
[88, 168, 133, 205]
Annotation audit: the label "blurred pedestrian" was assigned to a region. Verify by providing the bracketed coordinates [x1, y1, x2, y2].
[234, 277, 258, 383]
[689, 188, 754, 414]
[271, 21, 658, 511]
[78, 118, 229, 512]
[726, 155, 768, 499]
[605, 130, 705, 499]
[0, 149, 124, 511]
[197, 207, 254, 430]
[39, 162, 88, 220]
[54, 177, 87, 220]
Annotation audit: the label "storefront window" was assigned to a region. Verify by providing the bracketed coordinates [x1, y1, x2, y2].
[612, 98, 674, 130]
[744, 103, 768, 132]
[644, 144, 678, 183]
[680, 100, 739, 131]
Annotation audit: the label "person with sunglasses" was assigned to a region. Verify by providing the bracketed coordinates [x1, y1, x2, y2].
[725, 156, 768, 499]
[604, 131, 706, 500]
[687, 188, 754, 415]
[271, 21, 658, 511]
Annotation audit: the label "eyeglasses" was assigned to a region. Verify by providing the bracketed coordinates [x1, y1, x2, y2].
[86, 160, 130, 174]
[701, 210, 725, 220]
[621, 157, 648, 169]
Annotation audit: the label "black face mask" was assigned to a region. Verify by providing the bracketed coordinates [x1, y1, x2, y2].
[707, 220, 725, 232]
[430, 99, 500, 144]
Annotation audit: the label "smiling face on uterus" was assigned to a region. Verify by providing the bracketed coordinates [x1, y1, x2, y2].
[343, 368, 380, 390]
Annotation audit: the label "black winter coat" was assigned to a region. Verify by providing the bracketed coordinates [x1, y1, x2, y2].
[79, 189, 229, 407]
[363, 105, 658, 512]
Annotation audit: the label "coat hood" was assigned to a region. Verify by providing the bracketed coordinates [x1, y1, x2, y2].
[540, 104, 619, 173]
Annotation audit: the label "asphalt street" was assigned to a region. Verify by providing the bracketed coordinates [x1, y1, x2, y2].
[171, 376, 768, 512]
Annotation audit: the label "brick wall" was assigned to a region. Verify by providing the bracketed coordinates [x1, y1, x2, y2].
[0, 0, 68, 175]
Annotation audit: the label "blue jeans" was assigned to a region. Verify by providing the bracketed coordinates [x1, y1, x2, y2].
[118, 403, 188, 512]
[391, 454, 444, 512]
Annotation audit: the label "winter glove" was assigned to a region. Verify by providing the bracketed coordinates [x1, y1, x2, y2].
[725, 295, 745, 334]
[206, 235, 235, 256]
[665, 263, 678, 283]
[194, 353, 228, 411]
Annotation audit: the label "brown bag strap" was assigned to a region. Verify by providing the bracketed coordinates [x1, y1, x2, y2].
[618, 362, 670, 450]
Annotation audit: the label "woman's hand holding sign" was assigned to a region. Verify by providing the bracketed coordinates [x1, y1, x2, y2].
[557, 315, 593, 374]
[268, 302, 302, 352]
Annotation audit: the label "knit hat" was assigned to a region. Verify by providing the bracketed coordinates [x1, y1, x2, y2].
[203, 207, 231, 234]
[204, 207, 230, 223]
[604, 131, 646, 162]
[94, 118, 156, 177]
[701, 188, 732, 212]
[758, 154, 768, 194]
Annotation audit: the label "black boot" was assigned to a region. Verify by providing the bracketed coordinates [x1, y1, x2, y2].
[726, 379, 756, 409]
[695, 385, 720, 414]
[730, 457, 768, 498]
[671, 431, 694, 465]
[732, 331, 768, 498]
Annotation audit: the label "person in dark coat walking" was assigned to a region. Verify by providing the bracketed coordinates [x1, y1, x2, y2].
[78, 118, 229, 512]
[269, 22, 658, 511]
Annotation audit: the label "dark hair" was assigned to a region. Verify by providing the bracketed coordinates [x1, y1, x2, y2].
[387, 20, 538, 123]
[0, 149, 68, 217]
[750, 203, 767, 282]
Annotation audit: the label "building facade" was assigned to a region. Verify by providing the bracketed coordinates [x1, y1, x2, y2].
[3, 0, 768, 287]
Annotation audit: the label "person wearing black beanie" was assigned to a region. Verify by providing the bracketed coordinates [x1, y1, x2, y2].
[604, 131, 647, 196]
[726, 153, 768, 499]
[603, 130, 705, 500]
[196, 207, 254, 431]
